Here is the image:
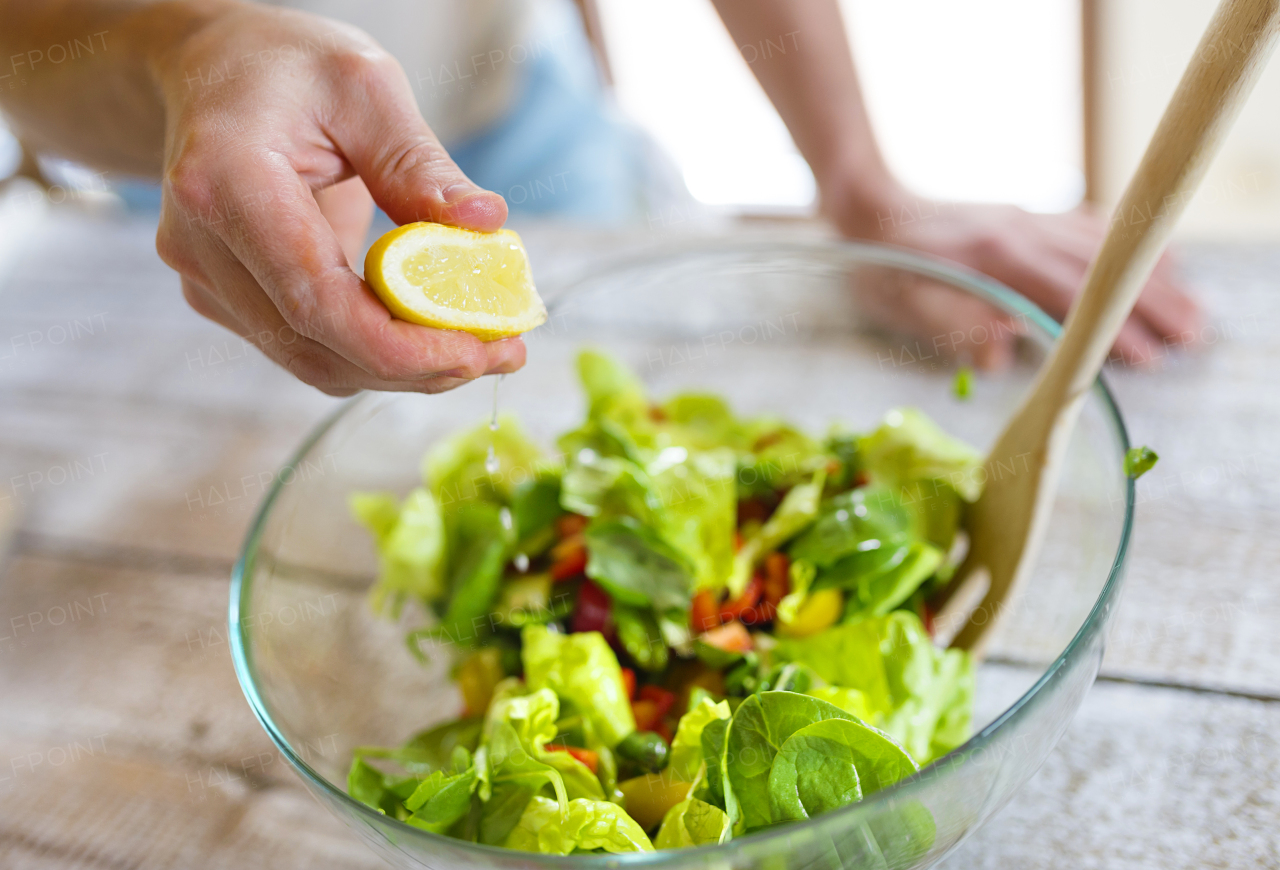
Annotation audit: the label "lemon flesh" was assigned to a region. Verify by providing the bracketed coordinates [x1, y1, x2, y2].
[364, 222, 547, 341]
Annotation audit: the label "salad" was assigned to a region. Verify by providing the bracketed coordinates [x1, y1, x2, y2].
[347, 350, 981, 855]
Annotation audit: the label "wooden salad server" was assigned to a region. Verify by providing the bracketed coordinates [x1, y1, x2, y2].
[936, 0, 1280, 657]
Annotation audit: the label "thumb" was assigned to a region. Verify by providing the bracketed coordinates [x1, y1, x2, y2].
[331, 58, 507, 231]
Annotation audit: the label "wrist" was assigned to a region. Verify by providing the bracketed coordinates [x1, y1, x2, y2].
[817, 167, 912, 241]
[128, 0, 248, 99]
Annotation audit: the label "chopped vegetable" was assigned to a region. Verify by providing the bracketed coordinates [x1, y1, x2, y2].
[347, 350, 978, 853]
[1124, 445, 1159, 479]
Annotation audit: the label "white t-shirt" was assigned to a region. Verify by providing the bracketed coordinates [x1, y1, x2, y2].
[260, 0, 538, 143]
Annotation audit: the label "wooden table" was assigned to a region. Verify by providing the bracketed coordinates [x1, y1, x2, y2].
[2, 204, 1277, 868]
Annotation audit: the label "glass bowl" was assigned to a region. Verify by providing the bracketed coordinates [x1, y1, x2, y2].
[230, 235, 1132, 870]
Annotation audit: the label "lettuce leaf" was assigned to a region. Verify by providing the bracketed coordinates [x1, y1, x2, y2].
[521, 625, 636, 747]
[728, 469, 826, 596]
[773, 613, 974, 764]
[476, 684, 569, 844]
[648, 446, 737, 591]
[427, 414, 546, 511]
[669, 696, 731, 782]
[654, 798, 730, 849]
[350, 488, 445, 616]
[878, 612, 974, 763]
[859, 408, 981, 552]
[859, 408, 983, 501]
[504, 796, 654, 854]
[352, 717, 482, 776]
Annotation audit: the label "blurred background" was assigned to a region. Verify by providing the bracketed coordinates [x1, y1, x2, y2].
[5, 0, 1279, 244]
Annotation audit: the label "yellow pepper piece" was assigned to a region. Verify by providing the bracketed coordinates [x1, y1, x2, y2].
[775, 588, 843, 638]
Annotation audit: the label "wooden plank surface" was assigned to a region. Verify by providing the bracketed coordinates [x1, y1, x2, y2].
[1, 204, 1278, 868]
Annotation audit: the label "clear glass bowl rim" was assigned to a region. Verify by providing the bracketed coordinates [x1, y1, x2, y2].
[228, 237, 1135, 866]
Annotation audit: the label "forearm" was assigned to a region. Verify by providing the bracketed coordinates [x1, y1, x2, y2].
[0, 0, 232, 176]
[709, 0, 902, 231]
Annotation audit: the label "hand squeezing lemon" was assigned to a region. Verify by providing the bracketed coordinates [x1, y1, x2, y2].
[364, 222, 547, 341]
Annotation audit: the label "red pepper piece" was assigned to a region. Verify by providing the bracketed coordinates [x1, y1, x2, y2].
[690, 589, 721, 633]
[638, 685, 676, 720]
[719, 577, 763, 623]
[762, 552, 790, 606]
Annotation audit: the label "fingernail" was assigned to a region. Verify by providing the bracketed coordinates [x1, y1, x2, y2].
[442, 183, 479, 203]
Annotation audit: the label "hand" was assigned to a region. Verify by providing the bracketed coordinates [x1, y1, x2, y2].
[825, 184, 1204, 370]
[152, 3, 525, 395]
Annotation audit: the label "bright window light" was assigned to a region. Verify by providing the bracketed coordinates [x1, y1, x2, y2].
[597, 0, 1083, 213]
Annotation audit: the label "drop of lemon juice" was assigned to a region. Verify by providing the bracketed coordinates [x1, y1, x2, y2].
[484, 373, 505, 476]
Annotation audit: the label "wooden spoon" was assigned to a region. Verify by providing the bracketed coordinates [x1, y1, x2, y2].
[935, 0, 1280, 657]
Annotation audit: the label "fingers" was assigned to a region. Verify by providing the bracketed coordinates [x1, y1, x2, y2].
[323, 52, 507, 231]
[189, 241, 478, 396]
[164, 147, 522, 388]
[852, 269, 1021, 372]
[315, 176, 376, 270]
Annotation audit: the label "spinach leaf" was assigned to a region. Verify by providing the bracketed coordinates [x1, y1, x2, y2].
[510, 476, 563, 557]
[728, 469, 826, 596]
[436, 502, 511, 646]
[612, 603, 669, 672]
[724, 692, 854, 832]
[769, 717, 917, 824]
[479, 780, 541, 845]
[583, 518, 695, 615]
[405, 766, 479, 832]
[844, 541, 944, 619]
[789, 486, 911, 569]
[348, 757, 404, 816]
[767, 721, 862, 822]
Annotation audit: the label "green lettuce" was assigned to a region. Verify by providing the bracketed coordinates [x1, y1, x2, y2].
[350, 488, 445, 616]
[654, 798, 730, 849]
[427, 415, 546, 510]
[521, 625, 636, 747]
[352, 717, 482, 776]
[648, 446, 737, 591]
[728, 469, 826, 596]
[773, 613, 974, 763]
[858, 408, 981, 552]
[859, 408, 983, 501]
[670, 696, 731, 782]
[504, 796, 654, 854]
[476, 684, 569, 844]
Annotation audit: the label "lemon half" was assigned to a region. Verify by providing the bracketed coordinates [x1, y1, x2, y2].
[364, 222, 547, 341]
